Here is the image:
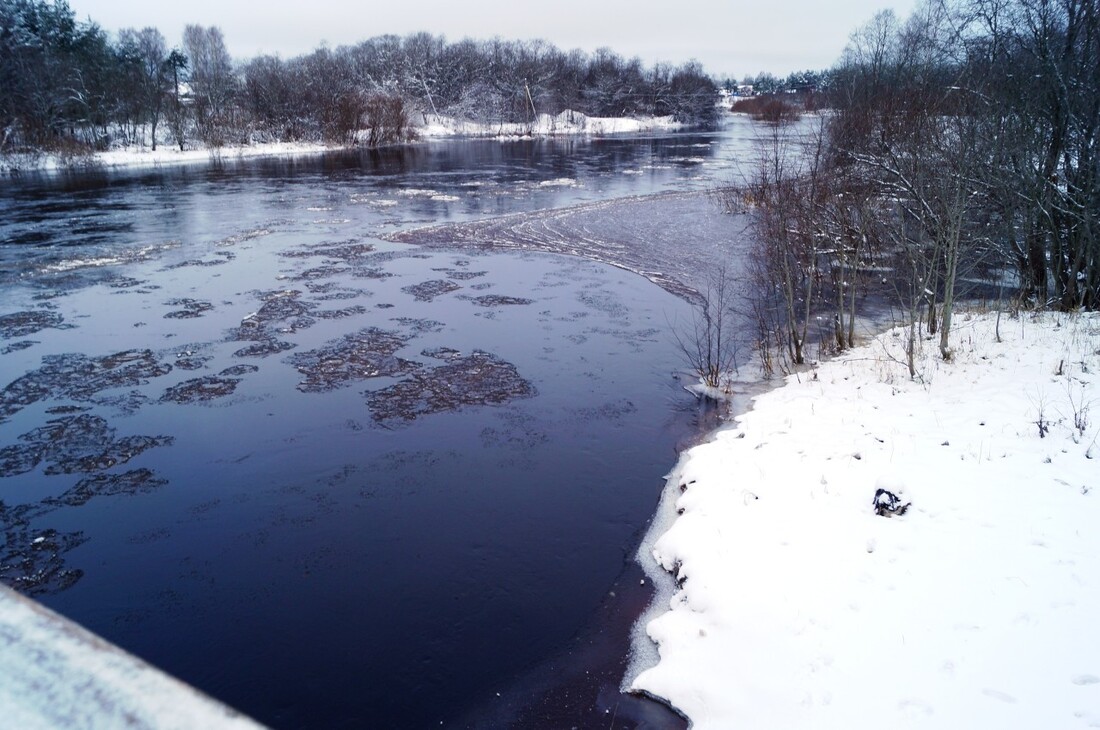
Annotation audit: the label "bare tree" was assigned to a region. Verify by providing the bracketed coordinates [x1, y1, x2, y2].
[182, 24, 235, 145]
[117, 27, 168, 149]
[672, 265, 741, 390]
[362, 92, 409, 146]
[1004, 0, 1099, 309]
[828, 2, 999, 368]
[742, 120, 830, 366]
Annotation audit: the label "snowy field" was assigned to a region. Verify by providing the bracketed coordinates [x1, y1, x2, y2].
[632, 311, 1100, 729]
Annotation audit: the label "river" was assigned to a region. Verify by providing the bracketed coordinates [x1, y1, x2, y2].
[0, 117, 760, 728]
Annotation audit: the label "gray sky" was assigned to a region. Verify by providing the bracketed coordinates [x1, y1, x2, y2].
[67, 0, 915, 78]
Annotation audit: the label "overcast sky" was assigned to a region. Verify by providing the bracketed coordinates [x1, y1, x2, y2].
[67, 0, 915, 78]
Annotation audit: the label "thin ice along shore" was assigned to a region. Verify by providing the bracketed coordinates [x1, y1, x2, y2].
[628, 311, 1100, 728]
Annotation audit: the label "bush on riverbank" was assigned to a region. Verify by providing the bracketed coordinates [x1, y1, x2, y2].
[713, 0, 1097, 386]
[730, 96, 801, 123]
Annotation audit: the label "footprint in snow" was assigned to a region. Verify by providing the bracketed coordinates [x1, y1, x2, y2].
[897, 698, 934, 717]
[982, 688, 1017, 703]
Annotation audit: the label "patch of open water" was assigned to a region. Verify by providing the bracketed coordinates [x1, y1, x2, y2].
[0, 119, 765, 727]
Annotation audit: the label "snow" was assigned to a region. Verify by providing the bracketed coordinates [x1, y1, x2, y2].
[414, 110, 684, 138]
[630, 311, 1100, 729]
[1, 111, 684, 174]
[0, 140, 337, 173]
[100, 141, 317, 168]
[0, 585, 263, 729]
[538, 177, 581, 188]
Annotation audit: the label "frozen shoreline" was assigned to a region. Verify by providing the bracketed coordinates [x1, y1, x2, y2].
[627, 311, 1100, 728]
[0, 111, 687, 174]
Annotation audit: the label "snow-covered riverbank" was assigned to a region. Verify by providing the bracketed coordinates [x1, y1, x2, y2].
[0, 111, 686, 173]
[631, 311, 1100, 728]
[416, 110, 683, 138]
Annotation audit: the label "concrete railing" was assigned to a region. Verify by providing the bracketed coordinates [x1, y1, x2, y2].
[0, 585, 266, 729]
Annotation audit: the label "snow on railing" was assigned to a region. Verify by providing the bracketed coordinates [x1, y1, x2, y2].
[0, 585, 266, 729]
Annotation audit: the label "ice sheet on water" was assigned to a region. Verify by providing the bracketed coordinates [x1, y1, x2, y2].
[226, 290, 366, 359]
[466, 295, 533, 307]
[163, 299, 213, 319]
[0, 350, 173, 422]
[1, 340, 37, 355]
[292, 264, 352, 281]
[280, 239, 377, 261]
[1, 468, 169, 595]
[386, 191, 752, 303]
[48, 468, 168, 508]
[0, 413, 173, 478]
[390, 317, 444, 336]
[431, 267, 487, 281]
[165, 252, 235, 269]
[401, 279, 461, 302]
[159, 368, 254, 405]
[0, 310, 71, 339]
[0, 522, 87, 595]
[172, 346, 214, 371]
[421, 346, 462, 361]
[233, 340, 295, 358]
[287, 327, 417, 393]
[366, 350, 536, 425]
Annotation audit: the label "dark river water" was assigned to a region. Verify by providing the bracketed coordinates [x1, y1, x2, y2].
[0, 119, 759, 728]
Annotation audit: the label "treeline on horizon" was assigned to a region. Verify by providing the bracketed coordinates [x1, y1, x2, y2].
[0, 0, 722, 154]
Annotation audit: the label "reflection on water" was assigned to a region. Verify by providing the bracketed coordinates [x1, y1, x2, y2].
[0, 119, 761, 728]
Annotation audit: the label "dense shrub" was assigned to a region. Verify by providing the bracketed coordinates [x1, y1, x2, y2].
[730, 95, 801, 124]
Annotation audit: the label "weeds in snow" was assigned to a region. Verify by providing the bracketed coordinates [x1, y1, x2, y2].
[1029, 388, 1051, 439]
[1064, 380, 1093, 436]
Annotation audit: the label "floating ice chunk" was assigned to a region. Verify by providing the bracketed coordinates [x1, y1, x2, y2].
[538, 178, 579, 188]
